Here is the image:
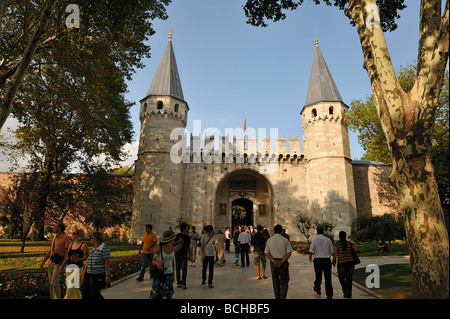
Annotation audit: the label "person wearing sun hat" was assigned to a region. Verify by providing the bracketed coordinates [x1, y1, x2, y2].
[149, 230, 176, 299]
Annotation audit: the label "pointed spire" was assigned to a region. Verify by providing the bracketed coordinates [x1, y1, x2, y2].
[303, 40, 343, 108]
[145, 30, 184, 101]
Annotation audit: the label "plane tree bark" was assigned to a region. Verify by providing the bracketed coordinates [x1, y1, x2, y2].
[345, 0, 449, 298]
[243, 0, 449, 298]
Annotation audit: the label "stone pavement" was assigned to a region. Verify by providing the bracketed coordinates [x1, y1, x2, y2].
[101, 252, 410, 300]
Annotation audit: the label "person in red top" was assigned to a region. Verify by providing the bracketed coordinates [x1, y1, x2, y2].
[40, 222, 71, 299]
[136, 224, 158, 281]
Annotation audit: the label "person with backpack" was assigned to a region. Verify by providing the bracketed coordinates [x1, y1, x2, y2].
[174, 223, 190, 289]
[252, 225, 268, 280]
[188, 226, 201, 266]
[200, 225, 217, 288]
[149, 230, 176, 299]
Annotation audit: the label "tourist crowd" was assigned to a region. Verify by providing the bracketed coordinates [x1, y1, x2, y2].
[41, 222, 358, 299]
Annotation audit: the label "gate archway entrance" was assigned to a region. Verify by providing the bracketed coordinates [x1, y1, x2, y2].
[232, 198, 253, 229]
[214, 169, 273, 232]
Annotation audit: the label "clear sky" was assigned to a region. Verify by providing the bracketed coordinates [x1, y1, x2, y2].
[0, 1, 429, 171]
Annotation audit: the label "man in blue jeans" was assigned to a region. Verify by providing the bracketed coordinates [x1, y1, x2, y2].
[136, 224, 157, 281]
[174, 223, 191, 289]
[201, 225, 217, 288]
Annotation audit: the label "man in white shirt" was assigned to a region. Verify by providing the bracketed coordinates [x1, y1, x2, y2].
[238, 227, 251, 267]
[265, 224, 293, 299]
[225, 227, 231, 253]
[309, 226, 335, 299]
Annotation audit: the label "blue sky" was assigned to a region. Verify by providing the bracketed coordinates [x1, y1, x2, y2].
[122, 0, 423, 166]
[0, 1, 429, 171]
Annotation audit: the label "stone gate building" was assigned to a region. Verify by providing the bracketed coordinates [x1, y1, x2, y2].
[129, 34, 400, 243]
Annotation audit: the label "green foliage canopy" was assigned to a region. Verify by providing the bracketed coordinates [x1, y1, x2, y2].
[242, 0, 406, 31]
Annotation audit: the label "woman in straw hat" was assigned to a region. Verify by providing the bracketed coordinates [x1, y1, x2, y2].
[149, 230, 176, 299]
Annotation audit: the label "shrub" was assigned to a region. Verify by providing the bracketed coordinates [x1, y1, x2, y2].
[0, 270, 50, 299]
[109, 253, 141, 281]
[0, 254, 141, 299]
[291, 241, 310, 254]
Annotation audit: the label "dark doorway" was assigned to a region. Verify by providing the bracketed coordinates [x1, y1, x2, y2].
[232, 198, 253, 229]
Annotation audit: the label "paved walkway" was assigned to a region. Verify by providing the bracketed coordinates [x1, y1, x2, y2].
[102, 252, 410, 300]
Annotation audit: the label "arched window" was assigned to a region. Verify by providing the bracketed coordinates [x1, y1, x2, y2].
[143, 103, 147, 112]
[312, 109, 317, 117]
[174, 104, 179, 112]
[329, 106, 334, 115]
[157, 101, 163, 109]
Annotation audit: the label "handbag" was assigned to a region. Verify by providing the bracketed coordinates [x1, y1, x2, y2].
[150, 245, 164, 278]
[174, 241, 182, 253]
[50, 237, 64, 264]
[351, 244, 360, 265]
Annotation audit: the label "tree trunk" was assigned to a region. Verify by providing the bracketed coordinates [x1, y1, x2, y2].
[346, 0, 449, 298]
[20, 225, 31, 253]
[391, 147, 449, 298]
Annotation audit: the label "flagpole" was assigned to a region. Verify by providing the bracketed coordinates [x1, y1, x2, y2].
[244, 119, 247, 150]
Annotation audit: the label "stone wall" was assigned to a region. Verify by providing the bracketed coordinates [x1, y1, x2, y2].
[352, 161, 402, 217]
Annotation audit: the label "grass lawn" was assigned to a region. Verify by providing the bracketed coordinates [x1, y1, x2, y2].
[0, 239, 141, 299]
[353, 264, 412, 299]
[355, 241, 409, 257]
[0, 238, 139, 271]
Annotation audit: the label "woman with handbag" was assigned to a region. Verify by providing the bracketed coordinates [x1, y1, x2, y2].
[149, 230, 176, 299]
[333, 231, 359, 298]
[59, 229, 89, 299]
[81, 232, 111, 299]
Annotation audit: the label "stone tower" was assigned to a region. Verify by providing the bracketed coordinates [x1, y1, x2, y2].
[130, 31, 189, 243]
[301, 37, 356, 230]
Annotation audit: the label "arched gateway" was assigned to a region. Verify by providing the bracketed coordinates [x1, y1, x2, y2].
[213, 169, 274, 232]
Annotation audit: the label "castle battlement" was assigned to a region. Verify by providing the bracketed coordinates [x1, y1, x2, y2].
[175, 134, 307, 163]
[140, 108, 187, 124]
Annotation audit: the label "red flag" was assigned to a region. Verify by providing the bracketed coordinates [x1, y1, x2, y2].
[244, 119, 246, 132]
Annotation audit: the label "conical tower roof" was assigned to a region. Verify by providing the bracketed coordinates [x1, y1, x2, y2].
[146, 31, 184, 101]
[303, 39, 342, 111]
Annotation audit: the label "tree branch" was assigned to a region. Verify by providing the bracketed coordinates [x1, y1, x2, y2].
[416, 0, 443, 99]
[0, 34, 59, 86]
[0, 0, 58, 129]
[345, 0, 397, 137]
[414, 0, 449, 132]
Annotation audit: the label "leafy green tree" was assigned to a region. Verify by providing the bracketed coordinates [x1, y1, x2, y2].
[6, 47, 135, 238]
[0, 0, 171, 129]
[242, 0, 449, 298]
[313, 220, 336, 242]
[344, 95, 391, 163]
[0, 173, 45, 251]
[345, 64, 449, 217]
[76, 168, 133, 233]
[350, 214, 406, 248]
[295, 212, 336, 243]
[294, 212, 313, 243]
[2, 0, 171, 238]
